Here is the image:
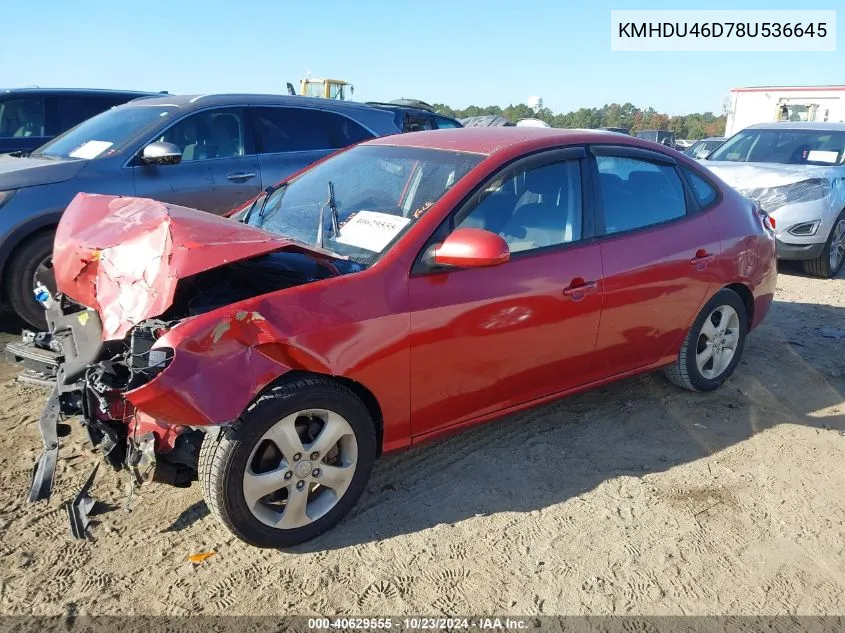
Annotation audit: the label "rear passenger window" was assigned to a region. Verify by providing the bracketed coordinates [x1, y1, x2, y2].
[434, 117, 462, 129]
[683, 167, 718, 207]
[59, 97, 122, 130]
[253, 107, 372, 153]
[596, 156, 686, 235]
[0, 97, 45, 138]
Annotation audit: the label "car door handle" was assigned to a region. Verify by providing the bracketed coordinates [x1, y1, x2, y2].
[563, 279, 598, 299]
[226, 172, 256, 181]
[690, 249, 715, 266]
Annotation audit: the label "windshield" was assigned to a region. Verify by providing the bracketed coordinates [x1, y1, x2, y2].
[32, 104, 177, 159]
[708, 128, 845, 166]
[685, 139, 724, 158]
[248, 145, 483, 264]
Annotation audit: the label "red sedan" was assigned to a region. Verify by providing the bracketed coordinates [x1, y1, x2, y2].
[23, 128, 777, 548]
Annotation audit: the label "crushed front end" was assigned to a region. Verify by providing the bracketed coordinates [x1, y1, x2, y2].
[8, 296, 202, 535]
[10, 193, 348, 538]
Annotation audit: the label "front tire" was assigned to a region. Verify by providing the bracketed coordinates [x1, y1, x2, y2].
[664, 288, 747, 392]
[199, 377, 377, 548]
[803, 211, 845, 278]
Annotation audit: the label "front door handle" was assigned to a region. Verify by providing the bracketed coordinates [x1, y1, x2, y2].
[563, 278, 598, 299]
[226, 172, 256, 181]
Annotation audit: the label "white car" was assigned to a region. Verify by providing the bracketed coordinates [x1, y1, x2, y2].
[703, 122, 845, 278]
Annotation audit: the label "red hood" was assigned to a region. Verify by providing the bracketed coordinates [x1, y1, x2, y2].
[55, 193, 311, 340]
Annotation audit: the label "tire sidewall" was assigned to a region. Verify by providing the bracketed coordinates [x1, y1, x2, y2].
[684, 289, 748, 391]
[7, 231, 54, 330]
[825, 210, 845, 276]
[217, 384, 376, 548]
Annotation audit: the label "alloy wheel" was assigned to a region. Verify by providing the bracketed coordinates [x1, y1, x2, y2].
[242, 409, 358, 529]
[695, 305, 740, 380]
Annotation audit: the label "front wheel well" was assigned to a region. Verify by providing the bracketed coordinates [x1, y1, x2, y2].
[724, 282, 754, 329]
[262, 370, 385, 456]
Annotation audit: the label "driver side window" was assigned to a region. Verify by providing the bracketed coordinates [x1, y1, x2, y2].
[158, 108, 247, 162]
[455, 160, 583, 253]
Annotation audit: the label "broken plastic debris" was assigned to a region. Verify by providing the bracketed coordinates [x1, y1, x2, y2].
[187, 551, 216, 564]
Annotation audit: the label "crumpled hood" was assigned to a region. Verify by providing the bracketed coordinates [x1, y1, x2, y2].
[54, 193, 320, 340]
[703, 161, 834, 190]
[0, 154, 87, 190]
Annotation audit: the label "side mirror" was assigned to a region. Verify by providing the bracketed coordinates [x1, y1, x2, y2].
[141, 141, 182, 165]
[696, 148, 712, 159]
[431, 228, 510, 269]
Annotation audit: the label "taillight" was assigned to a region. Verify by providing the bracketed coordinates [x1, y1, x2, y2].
[753, 202, 775, 233]
[761, 212, 776, 232]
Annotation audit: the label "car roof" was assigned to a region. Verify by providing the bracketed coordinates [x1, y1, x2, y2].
[2, 87, 157, 97]
[122, 93, 388, 113]
[367, 127, 655, 156]
[747, 121, 845, 131]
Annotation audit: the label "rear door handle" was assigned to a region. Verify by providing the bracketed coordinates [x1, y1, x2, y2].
[690, 249, 715, 265]
[226, 172, 256, 181]
[563, 279, 598, 299]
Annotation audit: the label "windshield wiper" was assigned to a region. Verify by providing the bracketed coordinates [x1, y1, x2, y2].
[316, 181, 340, 249]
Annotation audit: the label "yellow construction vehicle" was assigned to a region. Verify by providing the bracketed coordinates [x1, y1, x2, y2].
[287, 77, 354, 100]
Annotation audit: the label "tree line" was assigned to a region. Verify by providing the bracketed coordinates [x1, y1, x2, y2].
[431, 102, 726, 139]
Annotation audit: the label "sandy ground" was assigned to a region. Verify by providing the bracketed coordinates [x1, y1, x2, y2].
[0, 264, 843, 617]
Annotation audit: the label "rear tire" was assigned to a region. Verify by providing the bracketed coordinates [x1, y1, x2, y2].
[665, 288, 747, 392]
[802, 211, 845, 278]
[199, 376, 377, 548]
[5, 231, 55, 330]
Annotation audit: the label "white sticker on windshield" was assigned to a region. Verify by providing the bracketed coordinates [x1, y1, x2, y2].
[806, 150, 839, 164]
[335, 211, 411, 252]
[68, 140, 114, 159]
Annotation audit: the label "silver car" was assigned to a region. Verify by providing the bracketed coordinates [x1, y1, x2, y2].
[704, 122, 845, 278]
[0, 94, 399, 327]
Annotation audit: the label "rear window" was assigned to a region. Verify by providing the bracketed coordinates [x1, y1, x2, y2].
[0, 97, 46, 138]
[59, 96, 126, 131]
[253, 107, 372, 153]
[683, 167, 718, 207]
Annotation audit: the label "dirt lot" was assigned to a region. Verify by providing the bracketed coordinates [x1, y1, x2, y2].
[0, 266, 843, 616]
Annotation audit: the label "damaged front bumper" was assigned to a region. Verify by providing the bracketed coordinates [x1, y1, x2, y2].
[8, 302, 199, 539]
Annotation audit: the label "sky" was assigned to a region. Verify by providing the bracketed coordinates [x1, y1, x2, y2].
[1, 0, 841, 116]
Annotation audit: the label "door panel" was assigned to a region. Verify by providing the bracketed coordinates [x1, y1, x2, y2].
[133, 155, 261, 214]
[592, 153, 722, 376]
[132, 107, 261, 214]
[409, 245, 603, 437]
[408, 155, 602, 437]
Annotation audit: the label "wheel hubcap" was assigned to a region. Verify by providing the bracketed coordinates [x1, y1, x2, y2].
[830, 219, 845, 271]
[242, 409, 357, 530]
[32, 256, 56, 301]
[695, 305, 740, 380]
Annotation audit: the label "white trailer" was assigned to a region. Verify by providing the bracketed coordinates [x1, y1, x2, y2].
[724, 86, 845, 137]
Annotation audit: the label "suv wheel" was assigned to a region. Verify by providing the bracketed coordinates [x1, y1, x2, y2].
[6, 231, 55, 330]
[803, 211, 845, 278]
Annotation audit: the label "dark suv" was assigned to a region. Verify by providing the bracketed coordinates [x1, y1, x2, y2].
[367, 99, 463, 132]
[0, 88, 157, 155]
[0, 93, 399, 327]
[635, 129, 677, 148]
